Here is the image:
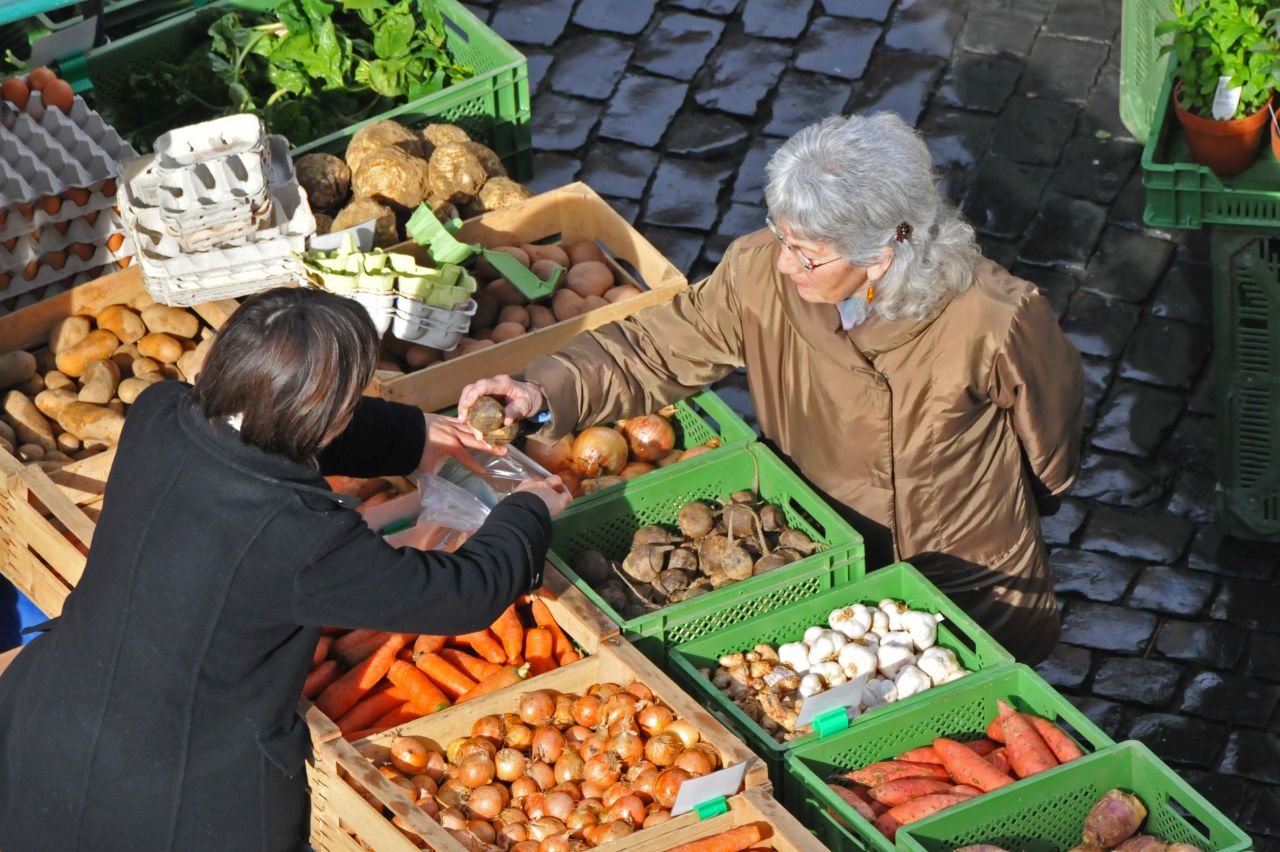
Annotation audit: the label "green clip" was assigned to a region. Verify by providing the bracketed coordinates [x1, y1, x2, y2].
[693, 796, 728, 820]
[58, 51, 90, 94]
[813, 707, 851, 738]
[378, 517, 416, 536]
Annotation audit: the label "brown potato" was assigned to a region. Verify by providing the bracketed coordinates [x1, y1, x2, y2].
[332, 198, 399, 248]
[0, 351, 37, 388]
[126, 290, 156, 312]
[313, 212, 334, 235]
[442, 337, 495, 361]
[56, 401, 125, 443]
[117, 373, 163, 405]
[17, 373, 44, 396]
[56, 329, 120, 378]
[34, 388, 77, 421]
[470, 328, 495, 342]
[403, 344, 443, 369]
[530, 259, 565, 282]
[566, 240, 607, 266]
[581, 294, 609, 312]
[131, 357, 161, 377]
[522, 243, 571, 268]
[56, 431, 80, 453]
[485, 278, 529, 308]
[527, 304, 556, 329]
[604, 284, 643, 303]
[44, 370, 74, 391]
[471, 291, 500, 330]
[4, 390, 56, 450]
[496, 305, 530, 328]
[140, 305, 199, 339]
[376, 358, 405, 374]
[176, 338, 213, 383]
[352, 145, 431, 209]
[96, 304, 147, 343]
[551, 288, 584, 321]
[49, 315, 91, 354]
[490, 321, 525, 343]
[565, 261, 613, 299]
[137, 332, 182, 364]
[78, 359, 121, 405]
[294, 152, 352, 210]
[345, 120, 424, 176]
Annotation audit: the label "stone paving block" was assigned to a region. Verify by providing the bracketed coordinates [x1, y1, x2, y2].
[1050, 548, 1140, 602]
[793, 16, 880, 81]
[694, 34, 792, 117]
[1188, 368, 1214, 416]
[524, 51, 554, 94]
[1120, 318, 1212, 389]
[548, 35, 633, 100]
[633, 13, 726, 81]
[1090, 382, 1185, 458]
[936, 52, 1023, 114]
[1070, 452, 1167, 509]
[664, 111, 751, 158]
[580, 143, 659, 201]
[1044, 0, 1122, 42]
[743, 0, 813, 39]
[600, 75, 689, 147]
[1248, 633, 1280, 683]
[531, 93, 602, 152]
[1176, 227, 1211, 263]
[1163, 414, 1216, 476]
[1042, 497, 1087, 546]
[602, 197, 639, 224]
[963, 158, 1052, 238]
[883, 0, 964, 57]
[572, 0, 657, 35]
[1155, 619, 1247, 669]
[1220, 730, 1280, 784]
[1181, 671, 1280, 727]
[1178, 770, 1258, 823]
[1080, 356, 1117, 430]
[527, 152, 581, 194]
[1013, 263, 1078, 318]
[1083, 227, 1176, 303]
[1244, 787, 1280, 841]
[731, 136, 782, 204]
[1060, 290, 1141, 359]
[1211, 579, 1280, 634]
[704, 202, 766, 265]
[644, 226, 706, 276]
[991, 97, 1080, 166]
[1051, 137, 1142, 204]
[1152, 262, 1212, 325]
[1018, 36, 1108, 103]
[1035, 643, 1092, 689]
[1166, 472, 1216, 525]
[644, 159, 735, 231]
[821, 0, 893, 19]
[1060, 601, 1158, 653]
[847, 51, 948, 129]
[670, 0, 740, 12]
[959, 6, 1043, 56]
[1129, 566, 1215, 617]
[1078, 64, 1137, 143]
[764, 71, 858, 138]
[1129, 713, 1228, 769]
[1106, 171, 1148, 230]
[1019, 195, 1106, 266]
[918, 106, 997, 173]
[1066, 695, 1126, 739]
[1188, 527, 1278, 580]
[1080, 505, 1194, 563]
[489, 0, 574, 45]
[1093, 657, 1182, 705]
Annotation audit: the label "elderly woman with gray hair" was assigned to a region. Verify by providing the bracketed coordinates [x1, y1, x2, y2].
[460, 112, 1084, 664]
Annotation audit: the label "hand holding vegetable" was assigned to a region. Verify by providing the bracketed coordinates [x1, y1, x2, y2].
[418, 412, 504, 476]
[458, 374, 545, 426]
[513, 474, 572, 518]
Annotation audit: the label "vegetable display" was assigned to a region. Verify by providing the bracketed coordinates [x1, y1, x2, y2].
[705, 599, 971, 741]
[344, 680, 727, 850]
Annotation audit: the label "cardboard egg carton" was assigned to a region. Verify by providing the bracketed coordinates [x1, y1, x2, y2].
[0, 237, 132, 295]
[1, 205, 125, 268]
[142, 257, 306, 307]
[154, 115, 271, 222]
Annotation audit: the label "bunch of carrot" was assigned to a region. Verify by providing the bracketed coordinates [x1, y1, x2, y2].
[303, 596, 581, 740]
[826, 700, 1086, 841]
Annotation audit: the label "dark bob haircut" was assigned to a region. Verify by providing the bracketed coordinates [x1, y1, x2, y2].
[193, 287, 379, 466]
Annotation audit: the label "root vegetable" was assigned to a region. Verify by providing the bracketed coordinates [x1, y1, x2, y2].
[44, 371, 74, 391]
[332, 198, 399, 248]
[565, 262, 613, 299]
[92, 305, 143, 344]
[491, 322, 525, 343]
[137, 333, 182, 364]
[486, 279, 530, 308]
[846, 761, 950, 787]
[478, 177, 532, 212]
[829, 784, 877, 822]
[0, 351, 36, 389]
[428, 143, 487, 203]
[17, 443, 44, 461]
[295, 153, 352, 210]
[422, 123, 471, 149]
[78, 359, 121, 405]
[604, 285, 642, 303]
[866, 778, 955, 806]
[346, 120, 424, 176]
[140, 305, 199, 339]
[131, 357, 161, 377]
[56, 432, 80, 453]
[620, 414, 674, 462]
[56, 329, 119, 377]
[4, 391, 56, 450]
[531, 259, 564, 282]
[523, 244, 571, 268]
[1023, 713, 1084, 763]
[570, 426, 628, 478]
[353, 145, 431, 209]
[56, 401, 124, 443]
[551, 289, 584, 321]
[997, 699, 1058, 778]
[566, 241, 607, 266]
[886, 793, 971, 825]
[176, 338, 213, 383]
[931, 737, 1013, 792]
[404, 344, 442, 369]
[582, 294, 609, 312]
[118, 374, 164, 405]
[50, 316, 91, 354]
[1083, 789, 1148, 849]
[1116, 837, 1169, 852]
[497, 305, 530, 328]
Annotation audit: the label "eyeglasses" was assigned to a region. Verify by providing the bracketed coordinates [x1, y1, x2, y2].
[765, 215, 845, 273]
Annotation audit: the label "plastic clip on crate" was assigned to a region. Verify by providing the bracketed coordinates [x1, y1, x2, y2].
[665, 562, 1015, 791]
[785, 665, 1114, 852]
[897, 741, 1252, 852]
[546, 441, 865, 665]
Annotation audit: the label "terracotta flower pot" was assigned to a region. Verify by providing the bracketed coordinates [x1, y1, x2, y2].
[1272, 111, 1280, 162]
[1173, 81, 1271, 177]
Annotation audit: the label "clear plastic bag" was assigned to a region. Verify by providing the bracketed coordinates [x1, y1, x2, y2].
[434, 445, 553, 509]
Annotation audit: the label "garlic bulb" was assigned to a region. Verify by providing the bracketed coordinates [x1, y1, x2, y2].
[879, 599, 908, 632]
[798, 673, 824, 698]
[803, 625, 825, 645]
[809, 660, 844, 686]
[880, 630, 915, 650]
[828, 606, 871, 640]
[876, 643, 916, 679]
[807, 630, 845, 664]
[837, 642, 877, 679]
[870, 609, 889, 636]
[778, 641, 811, 673]
[916, 646, 961, 684]
[863, 677, 898, 707]
[894, 664, 932, 700]
[902, 610, 942, 651]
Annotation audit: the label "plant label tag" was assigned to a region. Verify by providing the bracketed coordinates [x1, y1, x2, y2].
[1212, 75, 1243, 120]
[309, 220, 376, 253]
[796, 673, 869, 728]
[30, 19, 98, 68]
[670, 762, 747, 817]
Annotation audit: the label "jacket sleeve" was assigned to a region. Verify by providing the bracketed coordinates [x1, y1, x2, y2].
[291, 491, 550, 635]
[524, 255, 747, 438]
[318, 397, 425, 478]
[989, 292, 1084, 502]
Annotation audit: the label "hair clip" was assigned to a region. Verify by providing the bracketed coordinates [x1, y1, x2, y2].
[895, 222, 912, 242]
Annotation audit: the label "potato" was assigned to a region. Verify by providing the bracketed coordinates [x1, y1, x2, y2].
[126, 291, 156, 312]
[566, 261, 613, 299]
[421, 123, 470, 150]
[50, 316, 91, 354]
[107, 399, 125, 415]
[490, 321, 525, 343]
[56, 329, 120, 378]
[375, 358, 404, 374]
[566, 240, 607, 266]
[35, 388, 78, 421]
[551, 288, 584, 321]
[0, 420, 14, 444]
[527, 304, 556, 329]
[56, 401, 125, 443]
[476, 246, 530, 279]
[442, 337, 495, 361]
[0, 351, 37, 388]
[17, 443, 44, 462]
[472, 291, 500, 330]
[17, 374, 44, 396]
[141, 305, 199, 339]
[352, 145, 431, 209]
[485, 279, 528, 308]
[581, 294, 609, 312]
[345, 120, 424, 176]
[522, 243, 571, 268]
[531, 259, 565, 282]
[96, 304, 146, 343]
[34, 349, 57, 375]
[477, 177, 531, 212]
[117, 373, 163, 405]
[131, 357, 161, 377]
[404, 344, 443, 369]
[78, 359, 121, 405]
[314, 212, 334, 235]
[56, 431, 80, 453]
[176, 338, 212, 383]
[3, 390, 55, 450]
[471, 328, 495, 342]
[605, 284, 643, 303]
[0, 436, 11, 455]
[44, 370, 74, 391]
[138, 333, 182, 364]
[496, 305, 530, 329]
[332, 198, 399, 248]
[294, 152, 352, 210]
[428, 143, 487, 203]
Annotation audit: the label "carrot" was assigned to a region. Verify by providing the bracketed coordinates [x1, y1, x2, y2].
[1024, 713, 1085, 763]
[874, 812, 902, 841]
[332, 629, 390, 667]
[303, 660, 341, 699]
[457, 663, 529, 703]
[666, 823, 770, 852]
[336, 685, 409, 736]
[986, 717, 1005, 743]
[964, 739, 998, 757]
[887, 793, 972, 825]
[438, 647, 504, 681]
[313, 634, 334, 667]
[412, 634, 447, 660]
[530, 597, 574, 660]
[987, 748, 1011, 775]
[491, 604, 525, 666]
[371, 702, 421, 731]
[315, 633, 411, 718]
[387, 659, 452, 713]
[867, 778, 956, 806]
[828, 784, 876, 821]
[455, 629, 507, 664]
[525, 628, 556, 676]
[847, 760, 951, 787]
[558, 648, 582, 666]
[932, 738, 1014, 793]
[413, 653, 477, 700]
[997, 700, 1058, 778]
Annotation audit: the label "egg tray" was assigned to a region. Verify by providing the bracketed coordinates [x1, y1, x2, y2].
[0, 206, 127, 271]
[151, 115, 273, 229]
[141, 257, 307, 307]
[0, 239, 132, 298]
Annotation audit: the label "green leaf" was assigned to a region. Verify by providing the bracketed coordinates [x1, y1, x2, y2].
[267, 63, 309, 95]
[372, 3, 415, 59]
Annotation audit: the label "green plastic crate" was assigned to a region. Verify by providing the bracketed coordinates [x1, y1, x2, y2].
[546, 441, 865, 665]
[1119, 0, 1172, 144]
[1211, 227, 1280, 541]
[74, 0, 532, 179]
[785, 665, 1114, 852]
[898, 741, 1253, 852]
[665, 562, 1015, 792]
[1142, 58, 1280, 230]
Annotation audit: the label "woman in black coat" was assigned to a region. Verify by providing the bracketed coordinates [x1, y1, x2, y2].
[0, 288, 569, 851]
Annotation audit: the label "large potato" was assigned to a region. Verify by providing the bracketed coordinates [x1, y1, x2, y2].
[345, 120, 424, 175]
[465, 141, 506, 178]
[331, 198, 399, 248]
[3, 390, 55, 451]
[56, 402, 125, 444]
[141, 305, 199, 339]
[352, 145, 431, 209]
[294, 153, 351, 211]
[0, 351, 36, 389]
[56, 329, 120, 378]
[96, 305, 146, 343]
[428, 143, 487, 203]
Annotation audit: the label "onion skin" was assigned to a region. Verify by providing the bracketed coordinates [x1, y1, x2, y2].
[520, 691, 557, 727]
[654, 768, 692, 809]
[664, 719, 700, 750]
[622, 414, 676, 462]
[571, 427, 628, 478]
[524, 434, 574, 473]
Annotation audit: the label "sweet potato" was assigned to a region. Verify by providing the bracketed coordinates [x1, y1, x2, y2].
[986, 717, 1004, 742]
[828, 784, 876, 822]
[78, 359, 121, 405]
[4, 390, 55, 450]
[56, 401, 125, 443]
[96, 304, 146, 343]
[137, 333, 182, 364]
[846, 760, 951, 787]
[56, 329, 120, 377]
[874, 812, 902, 841]
[1024, 713, 1084, 763]
[987, 748, 1011, 775]
[933, 738, 1013, 793]
[866, 778, 955, 806]
[1082, 789, 1147, 848]
[0, 351, 36, 389]
[997, 700, 1058, 778]
[886, 793, 971, 825]
[49, 316, 91, 354]
[141, 305, 199, 339]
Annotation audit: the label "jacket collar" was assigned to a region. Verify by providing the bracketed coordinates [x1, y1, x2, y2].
[846, 310, 938, 359]
[175, 386, 324, 484]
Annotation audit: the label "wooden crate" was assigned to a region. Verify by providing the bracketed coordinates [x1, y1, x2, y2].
[631, 786, 828, 852]
[372, 182, 689, 412]
[305, 634, 771, 852]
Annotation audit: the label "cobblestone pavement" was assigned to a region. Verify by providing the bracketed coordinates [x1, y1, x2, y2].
[467, 0, 1280, 841]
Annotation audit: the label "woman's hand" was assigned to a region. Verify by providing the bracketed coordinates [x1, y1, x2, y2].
[418, 412, 504, 476]
[514, 475, 572, 518]
[458, 375, 545, 426]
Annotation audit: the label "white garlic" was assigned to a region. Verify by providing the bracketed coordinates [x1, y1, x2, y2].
[837, 642, 878, 680]
[879, 599, 908, 631]
[798, 673, 825, 698]
[870, 609, 890, 635]
[828, 606, 871, 640]
[916, 646, 961, 684]
[894, 664, 933, 700]
[876, 643, 916, 679]
[902, 610, 942, 651]
[863, 677, 899, 707]
[807, 630, 845, 664]
[880, 630, 915, 650]
[803, 625, 825, 645]
[809, 660, 844, 686]
[778, 641, 811, 674]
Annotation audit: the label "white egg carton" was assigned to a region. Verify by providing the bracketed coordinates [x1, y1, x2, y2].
[154, 115, 271, 221]
[142, 258, 306, 307]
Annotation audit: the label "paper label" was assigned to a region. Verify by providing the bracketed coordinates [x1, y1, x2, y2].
[30, 18, 97, 68]
[796, 673, 868, 727]
[670, 762, 747, 817]
[308, 220, 376, 253]
[1212, 75, 1243, 120]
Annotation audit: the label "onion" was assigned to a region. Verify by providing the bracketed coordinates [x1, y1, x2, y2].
[600, 693, 638, 729]
[579, 780, 606, 801]
[643, 807, 672, 828]
[499, 807, 529, 826]
[512, 842, 540, 852]
[571, 427, 628, 478]
[564, 725, 592, 750]
[625, 760, 657, 782]
[619, 461, 655, 480]
[693, 742, 720, 771]
[414, 795, 439, 818]
[532, 726, 565, 764]
[584, 821, 633, 846]
[607, 730, 644, 767]
[664, 720, 700, 750]
[468, 784, 506, 820]
[422, 748, 448, 782]
[542, 791, 575, 822]
[588, 682, 622, 700]
[458, 753, 496, 789]
[496, 748, 527, 783]
[524, 792, 548, 820]
[637, 704, 675, 737]
[675, 748, 714, 778]
[579, 733, 608, 761]
[506, 723, 535, 752]
[551, 781, 582, 801]
[520, 691, 557, 727]
[473, 715, 506, 743]
[582, 753, 622, 788]
[645, 732, 682, 768]
[654, 768, 691, 809]
[524, 434, 574, 473]
[601, 783, 632, 808]
[354, 741, 393, 767]
[438, 777, 471, 809]
[467, 819, 496, 844]
[511, 775, 539, 801]
[409, 773, 439, 800]
[571, 695, 602, 729]
[631, 767, 660, 803]
[499, 823, 530, 846]
[447, 737, 468, 764]
[390, 736, 431, 775]
[378, 766, 417, 800]
[455, 737, 497, 763]
[526, 816, 567, 842]
[621, 415, 675, 462]
[625, 682, 655, 702]
[539, 834, 570, 852]
[603, 794, 646, 826]
[553, 694, 577, 728]
[554, 751, 584, 784]
[439, 806, 469, 830]
[566, 804, 598, 836]
[528, 760, 556, 791]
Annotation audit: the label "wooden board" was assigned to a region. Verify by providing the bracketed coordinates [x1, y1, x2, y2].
[621, 786, 828, 852]
[0, 265, 144, 353]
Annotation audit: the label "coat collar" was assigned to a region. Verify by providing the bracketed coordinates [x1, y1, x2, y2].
[846, 310, 938, 359]
[175, 386, 324, 484]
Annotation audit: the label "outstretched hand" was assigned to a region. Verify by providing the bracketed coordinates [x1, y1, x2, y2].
[457, 374, 546, 426]
[418, 412, 505, 477]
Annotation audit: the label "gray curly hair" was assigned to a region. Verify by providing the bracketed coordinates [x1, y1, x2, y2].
[764, 112, 979, 321]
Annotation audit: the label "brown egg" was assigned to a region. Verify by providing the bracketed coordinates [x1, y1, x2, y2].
[26, 67, 55, 92]
[1, 76, 29, 110]
[41, 79, 74, 113]
[39, 196, 61, 216]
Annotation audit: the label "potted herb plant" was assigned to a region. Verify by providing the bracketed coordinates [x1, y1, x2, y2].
[1156, 0, 1278, 176]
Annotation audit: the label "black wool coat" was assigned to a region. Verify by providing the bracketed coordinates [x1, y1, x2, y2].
[0, 381, 551, 851]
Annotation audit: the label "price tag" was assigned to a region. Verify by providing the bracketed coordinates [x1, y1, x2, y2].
[1211, 75, 1243, 120]
[308, 220, 376, 253]
[30, 18, 98, 69]
[796, 673, 868, 732]
[670, 762, 747, 817]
